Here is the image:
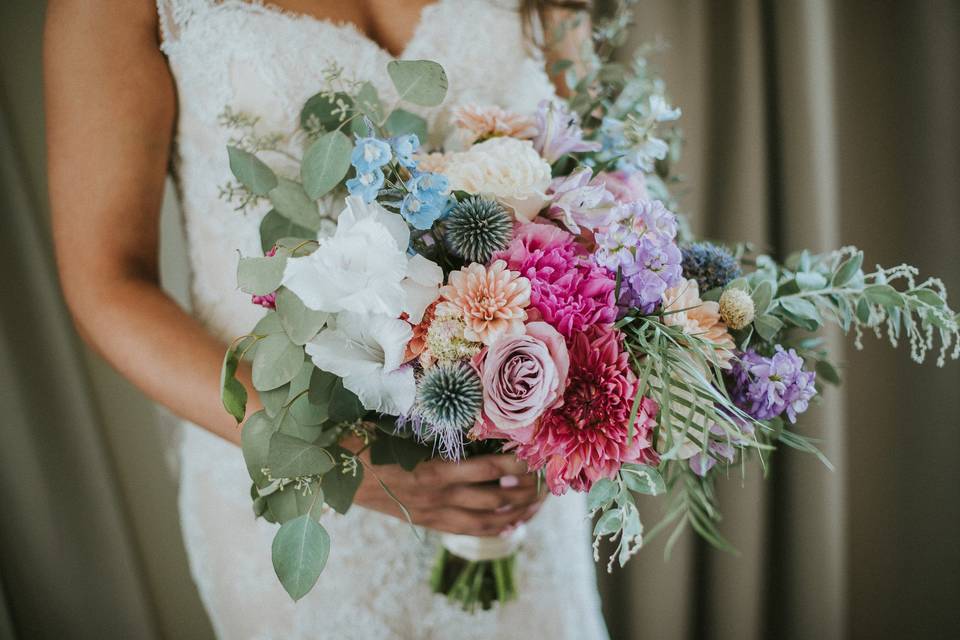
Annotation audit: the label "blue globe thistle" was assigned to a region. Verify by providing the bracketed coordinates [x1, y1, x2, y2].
[415, 362, 483, 458]
[680, 242, 742, 291]
[444, 197, 513, 263]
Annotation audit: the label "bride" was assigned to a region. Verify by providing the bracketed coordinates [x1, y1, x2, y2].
[45, 1, 609, 638]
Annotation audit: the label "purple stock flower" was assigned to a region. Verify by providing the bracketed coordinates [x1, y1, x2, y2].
[728, 347, 817, 423]
[533, 100, 601, 164]
[594, 200, 684, 312]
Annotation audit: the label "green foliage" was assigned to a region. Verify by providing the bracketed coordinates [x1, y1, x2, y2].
[387, 59, 449, 107]
[266, 432, 336, 478]
[321, 446, 364, 514]
[370, 435, 431, 471]
[227, 146, 278, 196]
[275, 288, 328, 345]
[251, 332, 303, 391]
[385, 108, 428, 141]
[301, 130, 352, 199]
[220, 340, 249, 423]
[268, 178, 322, 230]
[237, 255, 286, 296]
[241, 410, 275, 487]
[259, 209, 315, 254]
[300, 91, 354, 133]
[272, 514, 330, 601]
[355, 82, 384, 122]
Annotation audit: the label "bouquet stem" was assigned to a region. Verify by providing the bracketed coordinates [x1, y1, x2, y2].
[429, 547, 517, 611]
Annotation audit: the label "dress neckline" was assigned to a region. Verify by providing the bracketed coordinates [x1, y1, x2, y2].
[230, 0, 446, 59]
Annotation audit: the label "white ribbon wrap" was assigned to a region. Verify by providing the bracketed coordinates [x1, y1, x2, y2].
[440, 524, 528, 562]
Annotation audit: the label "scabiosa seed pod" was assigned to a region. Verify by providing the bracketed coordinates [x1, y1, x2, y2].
[444, 196, 513, 263]
[719, 288, 756, 330]
[415, 361, 483, 459]
[681, 242, 742, 292]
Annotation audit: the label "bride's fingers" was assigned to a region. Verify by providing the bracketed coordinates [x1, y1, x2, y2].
[415, 453, 528, 486]
[426, 503, 543, 536]
[444, 484, 542, 511]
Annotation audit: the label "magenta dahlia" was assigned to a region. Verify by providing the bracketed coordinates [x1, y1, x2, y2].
[493, 222, 617, 338]
[514, 326, 659, 494]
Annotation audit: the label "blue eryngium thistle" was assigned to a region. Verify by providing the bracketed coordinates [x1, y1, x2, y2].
[415, 362, 483, 459]
[681, 242, 742, 292]
[444, 197, 513, 263]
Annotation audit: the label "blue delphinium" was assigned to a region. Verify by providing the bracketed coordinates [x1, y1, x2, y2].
[347, 135, 392, 203]
[390, 133, 420, 170]
[401, 171, 451, 230]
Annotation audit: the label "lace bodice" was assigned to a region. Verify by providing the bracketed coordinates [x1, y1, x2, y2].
[159, 2, 607, 638]
[158, 0, 556, 341]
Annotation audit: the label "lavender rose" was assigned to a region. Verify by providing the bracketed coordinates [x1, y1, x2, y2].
[473, 322, 569, 442]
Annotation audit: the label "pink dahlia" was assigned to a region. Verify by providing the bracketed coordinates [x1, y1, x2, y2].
[492, 222, 617, 338]
[515, 326, 659, 495]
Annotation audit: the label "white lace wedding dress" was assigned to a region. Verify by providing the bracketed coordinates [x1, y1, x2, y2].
[157, 1, 609, 638]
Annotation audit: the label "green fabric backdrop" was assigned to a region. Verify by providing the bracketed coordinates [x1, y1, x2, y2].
[1, 1, 957, 638]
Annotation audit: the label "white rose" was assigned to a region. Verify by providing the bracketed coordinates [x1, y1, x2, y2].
[282, 196, 442, 323]
[439, 137, 552, 222]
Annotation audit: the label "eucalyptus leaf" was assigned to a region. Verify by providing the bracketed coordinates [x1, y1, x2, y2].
[387, 59, 449, 107]
[253, 310, 285, 336]
[241, 410, 276, 486]
[370, 435, 430, 471]
[355, 82, 384, 121]
[220, 345, 247, 423]
[260, 209, 316, 254]
[266, 487, 300, 524]
[267, 432, 336, 478]
[321, 446, 363, 514]
[301, 130, 352, 199]
[228, 146, 278, 196]
[384, 108, 428, 141]
[327, 381, 365, 423]
[252, 333, 303, 391]
[276, 288, 329, 345]
[268, 178, 321, 230]
[260, 382, 290, 418]
[272, 515, 330, 601]
[286, 361, 329, 426]
[237, 255, 287, 296]
[301, 91, 354, 132]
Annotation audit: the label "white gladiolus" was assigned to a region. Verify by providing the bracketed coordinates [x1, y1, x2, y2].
[306, 312, 416, 415]
[282, 196, 442, 323]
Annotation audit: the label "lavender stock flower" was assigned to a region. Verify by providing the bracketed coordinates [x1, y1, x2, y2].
[533, 100, 600, 164]
[728, 347, 817, 423]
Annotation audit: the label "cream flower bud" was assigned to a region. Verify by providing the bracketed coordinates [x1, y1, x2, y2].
[719, 288, 756, 330]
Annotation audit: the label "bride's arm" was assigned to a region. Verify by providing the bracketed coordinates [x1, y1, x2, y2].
[44, 0, 545, 535]
[44, 0, 256, 446]
[540, 4, 593, 97]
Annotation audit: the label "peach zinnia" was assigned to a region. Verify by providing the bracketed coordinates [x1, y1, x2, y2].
[437, 260, 531, 345]
[452, 104, 538, 143]
[662, 279, 736, 368]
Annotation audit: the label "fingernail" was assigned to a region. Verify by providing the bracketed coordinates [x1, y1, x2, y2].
[499, 524, 516, 537]
[495, 505, 512, 514]
[500, 475, 519, 488]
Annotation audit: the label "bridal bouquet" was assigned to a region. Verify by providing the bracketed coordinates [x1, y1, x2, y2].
[218, 3, 959, 611]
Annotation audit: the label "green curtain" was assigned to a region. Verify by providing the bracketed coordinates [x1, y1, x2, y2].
[1, 1, 957, 639]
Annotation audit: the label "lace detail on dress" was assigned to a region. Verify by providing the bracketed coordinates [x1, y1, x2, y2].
[160, 0, 606, 637]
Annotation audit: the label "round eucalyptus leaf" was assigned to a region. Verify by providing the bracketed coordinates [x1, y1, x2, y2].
[260, 382, 291, 418]
[252, 333, 303, 391]
[300, 91, 354, 132]
[385, 108, 428, 141]
[272, 516, 330, 601]
[260, 210, 316, 254]
[276, 288, 329, 345]
[301, 130, 352, 199]
[355, 82, 384, 121]
[227, 146, 278, 196]
[237, 255, 287, 296]
[267, 432, 336, 478]
[268, 178, 321, 230]
[387, 60, 449, 107]
[220, 345, 248, 423]
[241, 410, 276, 486]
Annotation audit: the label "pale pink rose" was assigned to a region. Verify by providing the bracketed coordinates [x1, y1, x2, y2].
[471, 321, 569, 443]
[592, 170, 649, 204]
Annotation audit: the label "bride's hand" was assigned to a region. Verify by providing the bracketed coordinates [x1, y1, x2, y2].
[351, 448, 547, 537]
